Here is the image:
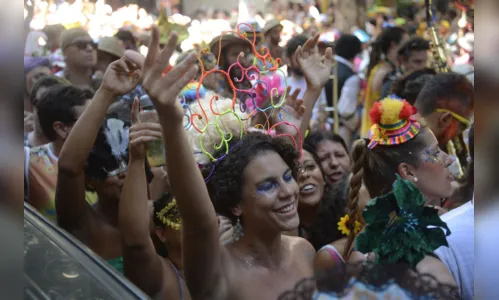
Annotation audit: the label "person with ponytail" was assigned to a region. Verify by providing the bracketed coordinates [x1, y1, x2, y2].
[360, 27, 407, 137]
[343, 96, 457, 287]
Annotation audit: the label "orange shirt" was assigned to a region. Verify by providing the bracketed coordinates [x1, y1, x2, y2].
[25, 144, 98, 222]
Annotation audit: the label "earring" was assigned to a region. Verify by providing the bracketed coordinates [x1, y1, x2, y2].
[414, 177, 418, 182]
[233, 217, 244, 241]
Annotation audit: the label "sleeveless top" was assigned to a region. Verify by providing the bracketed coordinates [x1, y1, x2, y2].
[25, 144, 98, 222]
[319, 244, 345, 266]
[169, 260, 184, 300]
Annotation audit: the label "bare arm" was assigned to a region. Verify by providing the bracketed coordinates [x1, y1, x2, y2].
[56, 88, 116, 230]
[314, 249, 341, 271]
[299, 87, 322, 136]
[274, 34, 332, 145]
[371, 67, 391, 97]
[119, 98, 165, 298]
[125, 27, 226, 298]
[161, 117, 224, 297]
[296, 33, 334, 140]
[56, 59, 140, 230]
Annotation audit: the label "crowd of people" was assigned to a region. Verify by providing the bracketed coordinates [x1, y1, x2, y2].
[23, 1, 477, 299]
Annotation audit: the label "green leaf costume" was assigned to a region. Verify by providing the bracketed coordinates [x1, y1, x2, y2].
[355, 174, 451, 268]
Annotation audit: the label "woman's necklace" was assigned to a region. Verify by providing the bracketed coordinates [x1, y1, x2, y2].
[231, 246, 258, 268]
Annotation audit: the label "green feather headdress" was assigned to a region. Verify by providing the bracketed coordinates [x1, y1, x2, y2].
[355, 175, 451, 268]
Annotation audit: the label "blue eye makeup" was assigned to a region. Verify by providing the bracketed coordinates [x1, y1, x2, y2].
[257, 170, 293, 194]
[283, 170, 293, 182]
[257, 181, 278, 193]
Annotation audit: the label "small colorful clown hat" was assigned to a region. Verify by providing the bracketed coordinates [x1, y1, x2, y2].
[367, 96, 420, 149]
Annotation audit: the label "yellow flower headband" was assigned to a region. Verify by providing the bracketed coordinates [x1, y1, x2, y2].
[156, 199, 182, 231]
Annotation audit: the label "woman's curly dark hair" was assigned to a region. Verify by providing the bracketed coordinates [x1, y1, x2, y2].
[203, 132, 300, 225]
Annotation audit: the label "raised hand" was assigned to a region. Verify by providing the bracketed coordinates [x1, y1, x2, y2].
[101, 58, 141, 97]
[295, 34, 334, 89]
[124, 26, 197, 124]
[129, 97, 163, 160]
[274, 87, 306, 137]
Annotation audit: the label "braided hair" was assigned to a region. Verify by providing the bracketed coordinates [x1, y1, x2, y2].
[343, 121, 430, 259]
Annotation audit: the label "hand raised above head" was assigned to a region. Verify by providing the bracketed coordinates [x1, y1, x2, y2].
[295, 33, 334, 90]
[273, 87, 305, 133]
[100, 58, 141, 97]
[271, 87, 306, 149]
[129, 97, 163, 160]
[124, 26, 198, 123]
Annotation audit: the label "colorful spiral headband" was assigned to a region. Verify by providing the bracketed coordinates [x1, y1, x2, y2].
[181, 23, 303, 181]
[367, 96, 421, 149]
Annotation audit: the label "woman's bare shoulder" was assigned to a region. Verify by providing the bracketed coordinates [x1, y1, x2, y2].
[315, 248, 337, 270]
[283, 235, 316, 264]
[283, 235, 313, 249]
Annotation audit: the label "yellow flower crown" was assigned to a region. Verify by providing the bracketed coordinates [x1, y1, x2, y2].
[156, 199, 182, 231]
[338, 214, 362, 236]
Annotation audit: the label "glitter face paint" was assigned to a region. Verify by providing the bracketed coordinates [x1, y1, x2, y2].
[422, 145, 445, 165]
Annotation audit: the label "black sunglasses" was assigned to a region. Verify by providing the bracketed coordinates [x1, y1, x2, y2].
[69, 40, 97, 50]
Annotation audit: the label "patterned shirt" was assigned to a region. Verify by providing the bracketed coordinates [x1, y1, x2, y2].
[25, 144, 98, 222]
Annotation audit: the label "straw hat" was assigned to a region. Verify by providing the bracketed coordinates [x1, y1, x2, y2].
[60, 27, 91, 50]
[209, 34, 251, 58]
[98, 37, 125, 59]
[263, 19, 283, 36]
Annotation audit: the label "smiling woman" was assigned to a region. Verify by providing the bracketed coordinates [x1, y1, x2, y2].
[295, 133, 351, 259]
[195, 132, 316, 299]
[206, 132, 300, 231]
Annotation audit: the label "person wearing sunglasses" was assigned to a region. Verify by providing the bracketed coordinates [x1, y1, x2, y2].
[57, 27, 98, 90]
